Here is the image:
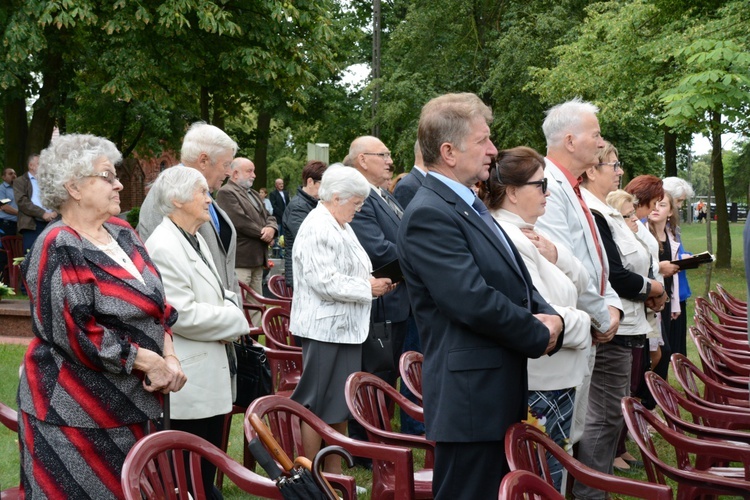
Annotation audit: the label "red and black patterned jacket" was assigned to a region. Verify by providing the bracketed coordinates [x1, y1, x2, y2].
[18, 217, 177, 428]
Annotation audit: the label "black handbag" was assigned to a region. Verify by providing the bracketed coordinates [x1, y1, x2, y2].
[233, 336, 272, 407]
[362, 297, 394, 374]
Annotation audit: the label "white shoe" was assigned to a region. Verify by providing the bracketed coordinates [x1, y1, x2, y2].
[356, 485, 368, 496]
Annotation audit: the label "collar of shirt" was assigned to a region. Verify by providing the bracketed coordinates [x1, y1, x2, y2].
[427, 172, 477, 213]
[546, 156, 582, 189]
[413, 165, 428, 176]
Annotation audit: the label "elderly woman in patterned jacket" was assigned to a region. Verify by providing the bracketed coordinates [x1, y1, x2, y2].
[18, 134, 187, 499]
[290, 165, 394, 474]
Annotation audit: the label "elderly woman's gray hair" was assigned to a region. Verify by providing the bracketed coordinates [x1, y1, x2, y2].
[318, 165, 370, 203]
[38, 134, 122, 211]
[180, 122, 238, 166]
[662, 177, 695, 201]
[150, 166, 209, 216]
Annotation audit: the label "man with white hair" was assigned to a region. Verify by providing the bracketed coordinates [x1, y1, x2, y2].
[138, 122, 240, 295]
[216, 157, 277, 325]
[534, 99, 623, 494]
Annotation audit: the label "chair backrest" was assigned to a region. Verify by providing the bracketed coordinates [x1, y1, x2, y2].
[398, 351, 423, 403]
[694, 331, 750, 377]
[708, 290, 747, 317]
[267, 275, 293, 300]
[498, 470, 564, 500]
[239, 281, 291, 313]
[694, 316, 749, 351]
[504, 423, 672, 500]
[121, 430, 281, 500]
[264, 346, 302, 395]
[246, 395, 417, 499]
[671, 353, 750, 411]
[716, 283, 748, 309]
[645, 371, 750, 431]
[691, 329, 750, 388]
[261, 307, 300, 352]
[0, 401, 18, 433]
[1, 235, 23, 293]
[621, 396, 750, 498]
[695, 296, 748, 329]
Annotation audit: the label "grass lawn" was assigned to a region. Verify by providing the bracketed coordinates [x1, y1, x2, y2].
[0, 221, 746, 497]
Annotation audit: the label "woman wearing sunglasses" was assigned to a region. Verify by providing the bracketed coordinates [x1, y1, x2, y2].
[576, 142, 667, 494]
[483, 145, 593, 492]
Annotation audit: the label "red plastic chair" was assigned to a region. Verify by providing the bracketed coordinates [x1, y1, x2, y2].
[398, 351, 423, 404]
[716, 283, 748, 310]
[671, 353, 750, 411]
[498, 470, 564, 499]
[1, 235, 23, 294]
[691, 329, 750, 389]
[267, 275, 293, 300]
[622, 396, 750, 499]
[694, 316, 750, 352]
[239, 281, 291, 313]
[265, 346, 302, 396]
[246, 395, 418, 499]
[504, 423, 672, 499]
[121, 430, 281, 500]
[0, 401, 20, 499]
[695, 296, 747, 329]
[644, 371, 750, 453]
[261, 307, 300, 352]
[709, 290, 747, 317]
[345, 372, 434, 498]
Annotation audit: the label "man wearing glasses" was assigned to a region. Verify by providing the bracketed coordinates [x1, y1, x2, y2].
[534, 99, 624, 494]
[347, 135, 411, 465]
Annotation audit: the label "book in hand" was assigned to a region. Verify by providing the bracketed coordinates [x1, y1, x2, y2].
[372, 259, 402, 283]
[671, 251, 714, 270]
[0, 198, 10, 207]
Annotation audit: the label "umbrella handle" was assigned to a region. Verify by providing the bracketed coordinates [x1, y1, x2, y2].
[309, 446, 355, 500]
[249, 413, 295, 471]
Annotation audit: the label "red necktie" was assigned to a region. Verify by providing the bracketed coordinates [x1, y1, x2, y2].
[573, 183, 606, 294]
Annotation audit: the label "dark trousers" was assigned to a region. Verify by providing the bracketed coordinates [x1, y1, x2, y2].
[171, 415, 226, 499]
[433, 441, 507, 500]
[0, 220, 17, 286]
[20, 220, 48, 254]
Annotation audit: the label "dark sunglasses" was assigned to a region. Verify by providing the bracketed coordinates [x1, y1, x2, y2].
[523, 178, 548, 193]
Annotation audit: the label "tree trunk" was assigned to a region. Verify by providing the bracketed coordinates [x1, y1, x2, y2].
[26, 51, 64, 157]
[3, 98, 28, 172]
[663, 129, 677, 177]
[200, 86, 210, 122]
[254, 110, 272, 189]
[710, 111, 731, 268]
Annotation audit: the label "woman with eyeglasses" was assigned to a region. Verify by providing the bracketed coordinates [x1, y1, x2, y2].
[18, 134, 187, 499]
[483, 146, 592, 491]
[575, 143, 667, 488]
[290, 165, 394, 473]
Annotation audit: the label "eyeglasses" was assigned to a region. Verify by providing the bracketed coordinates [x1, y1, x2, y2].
[86, 171, 120, 185]
[523, 178, 548, 193]
[363, 152, 392, 159]
[598, 161, 623, 171]
[622, 210, 637, 219]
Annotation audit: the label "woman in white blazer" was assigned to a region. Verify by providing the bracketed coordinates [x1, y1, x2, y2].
[484, 146, 592, 491]
[145, 166, 249, 499]
[290, 165, 394, 474]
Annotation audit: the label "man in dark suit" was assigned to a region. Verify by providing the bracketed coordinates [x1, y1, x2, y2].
[349, 135, 410, 385]
[393, 139, 427, 209]
[268, 178, 289, 235]
[397, 93, 564, 499]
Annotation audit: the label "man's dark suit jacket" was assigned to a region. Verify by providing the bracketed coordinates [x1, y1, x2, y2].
[268, 189, 289, 225]
[349, 187, 410, 323]
[393, 168, 425, 209]
[397, 174, 560, 444]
